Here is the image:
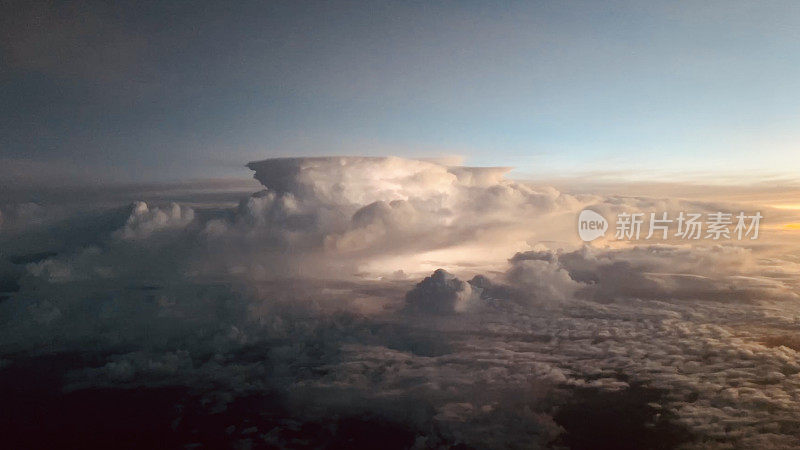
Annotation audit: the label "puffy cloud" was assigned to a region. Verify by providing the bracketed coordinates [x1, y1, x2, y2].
[2, 156, 800, 447]
[226, 157, 592, 278]
[403, 269, 482, 314]
[115, 201, 195, 240]
[506, 258, 580, 302]
[508, 244, 800, 303]
[247, 156, 460, 205]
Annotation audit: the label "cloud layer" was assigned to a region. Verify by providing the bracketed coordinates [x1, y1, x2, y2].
[1, 156, 800, 447]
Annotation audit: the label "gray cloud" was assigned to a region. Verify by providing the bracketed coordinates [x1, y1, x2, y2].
[403, 269, 481, 315]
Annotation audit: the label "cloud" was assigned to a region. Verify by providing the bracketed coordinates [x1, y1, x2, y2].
[2, 156, 800, 447]
[403, 269, 481, 314]
[506, 258, 580, 302]
[231, 157, 592, 278]
[247, 157, 459, 205]
[508, 245, 800, 303]
[115, 201, 195, 240]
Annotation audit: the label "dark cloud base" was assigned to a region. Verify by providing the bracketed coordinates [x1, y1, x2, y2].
[0, 353, 424, 449]
[552, 381, 694, 450]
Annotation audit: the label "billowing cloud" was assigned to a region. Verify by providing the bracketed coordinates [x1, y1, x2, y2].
[222, 157, 591, 278]
[403, 269, 481, 314]
[2, 156, 800, 447]
[509, 245, 799, 303]
[115, 202, 195, 240]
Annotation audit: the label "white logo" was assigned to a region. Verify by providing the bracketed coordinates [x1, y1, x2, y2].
[613, 210, 761, 241]
[578, 209, 608, 242]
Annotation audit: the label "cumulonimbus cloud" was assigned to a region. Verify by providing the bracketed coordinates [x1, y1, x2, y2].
[1, 156, 800, 447]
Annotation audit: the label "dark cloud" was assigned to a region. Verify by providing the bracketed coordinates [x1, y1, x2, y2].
[403, 269, 480, 315]
[553, 382, 695, 450]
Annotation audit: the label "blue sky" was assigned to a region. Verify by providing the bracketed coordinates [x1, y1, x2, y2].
[2, 0, 799, 184]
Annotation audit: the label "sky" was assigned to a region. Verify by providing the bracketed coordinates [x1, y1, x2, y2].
[6, 4, 800, 446]
[2, 0, 800, 185]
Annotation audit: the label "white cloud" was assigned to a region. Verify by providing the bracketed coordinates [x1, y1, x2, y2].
[2, 156, 800, 447]
[115, 201, 195, 240]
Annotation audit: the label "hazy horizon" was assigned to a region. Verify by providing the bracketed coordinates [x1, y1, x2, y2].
[3, 0, 800, 185]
